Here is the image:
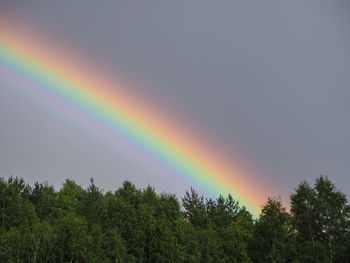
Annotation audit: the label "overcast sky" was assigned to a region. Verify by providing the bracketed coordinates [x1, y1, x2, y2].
[1, 0, 349, 205]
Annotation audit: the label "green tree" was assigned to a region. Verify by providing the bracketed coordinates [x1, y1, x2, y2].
[182, 188, 207, 227]
[206, 194, 240, 227]
[77, 178, 107, 228]
[29, 181, 58, 220]
[250, 198, 294, 263]
[57, 179, 85, 215]
[291, 176, 350, 263]
[0, 177, 31, 230]
[54, 212, 91, 262]
[103, 227, 129, 262]
[220, 211, 253, 263]
[178, 220, 201, 263]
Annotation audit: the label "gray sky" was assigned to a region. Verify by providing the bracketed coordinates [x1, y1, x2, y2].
[1, 0, 349, 206]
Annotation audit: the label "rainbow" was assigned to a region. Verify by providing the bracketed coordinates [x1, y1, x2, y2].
[0, 19, 269, 216]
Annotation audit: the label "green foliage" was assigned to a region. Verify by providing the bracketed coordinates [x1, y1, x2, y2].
[182, 187, 207, 227]
[291, 176, 350, 263]
[57, 178, 84, 214]
[250, 198, 294, 263]
[0, 175, 349, 262]
[29, 181, 58, 220]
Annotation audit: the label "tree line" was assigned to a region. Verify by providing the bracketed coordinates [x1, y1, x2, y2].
[0, 175, 349, 263]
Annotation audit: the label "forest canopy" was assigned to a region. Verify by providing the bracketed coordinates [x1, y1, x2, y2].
[0, 175, 349, 263]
